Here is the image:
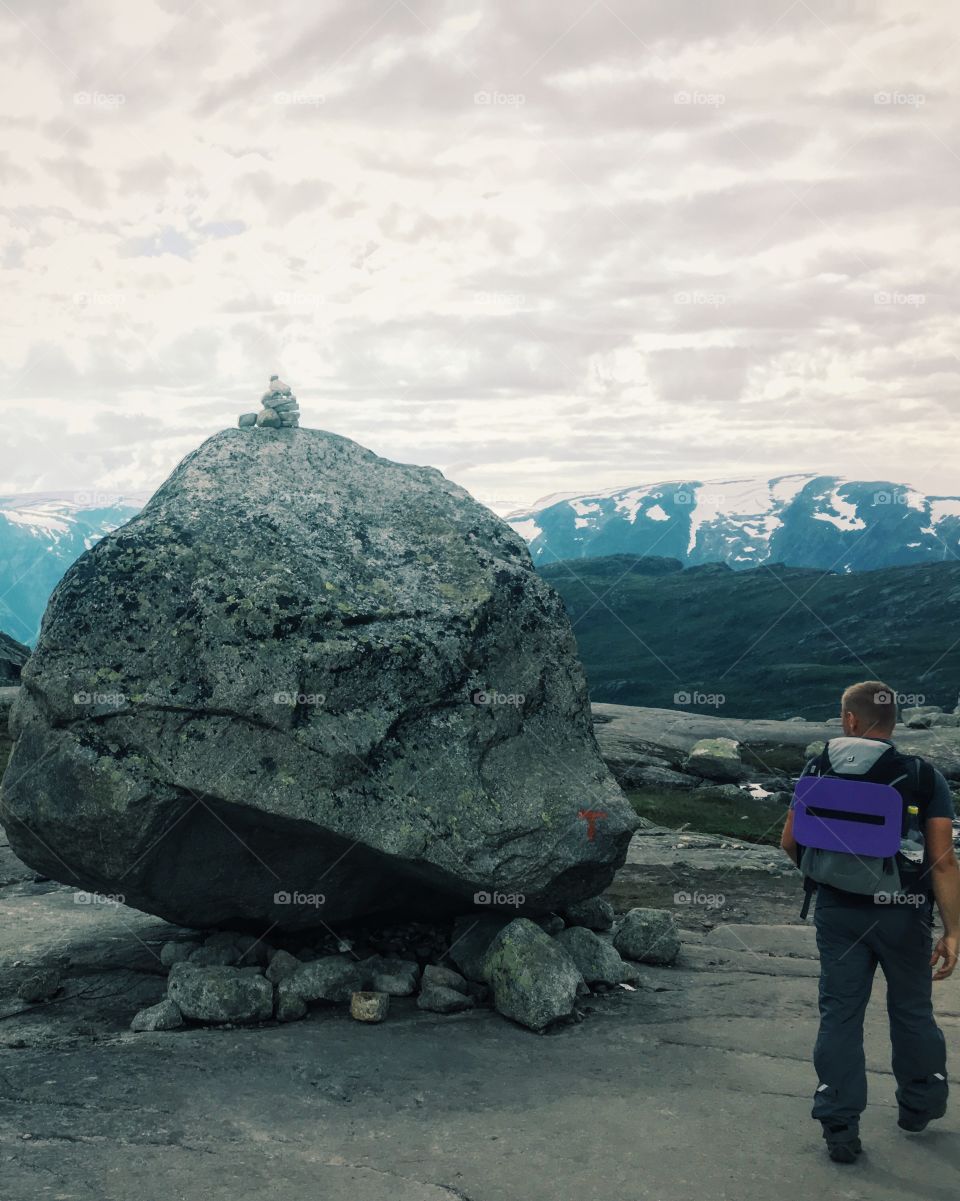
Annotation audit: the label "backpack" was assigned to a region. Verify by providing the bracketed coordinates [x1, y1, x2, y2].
[793, 737, 935, 919]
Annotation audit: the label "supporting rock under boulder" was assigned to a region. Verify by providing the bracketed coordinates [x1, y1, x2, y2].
[167, 963, 274, 1023]
[418, 983, 475, 1014]
[422, 963, 469, 993]
[554, 926, 636, 985]
[446, 915, 513, 981]
[131, 998, 185, 1032]
[287, 956, 364, 1004]
[481, 918, 583, 1031]
[265, 949, 300, 983]
[275, 979, 308, 1022]
[360, 955, 420, 996]
[561, 896, 614, 931]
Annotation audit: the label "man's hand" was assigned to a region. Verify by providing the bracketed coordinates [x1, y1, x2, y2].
[931, 934, 959, 981]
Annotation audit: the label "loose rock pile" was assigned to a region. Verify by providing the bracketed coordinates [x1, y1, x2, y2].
[129, 904, 680, 1036]
[238, 374, 301, 430]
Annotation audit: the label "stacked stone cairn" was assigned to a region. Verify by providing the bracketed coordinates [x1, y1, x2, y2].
[238, 375, 301, 430]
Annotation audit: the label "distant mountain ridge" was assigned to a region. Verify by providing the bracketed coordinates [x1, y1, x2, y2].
[539, 554, 960, 720]
[507, 474, 960, 573]
[0, 492, 149, 644]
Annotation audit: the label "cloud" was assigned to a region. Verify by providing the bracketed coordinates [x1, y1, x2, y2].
[0, 0, 957, 510]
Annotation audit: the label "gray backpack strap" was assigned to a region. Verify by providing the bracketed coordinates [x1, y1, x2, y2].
[797, 743, 827, 919]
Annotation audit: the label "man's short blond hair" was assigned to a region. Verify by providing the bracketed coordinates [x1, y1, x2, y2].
[841, 680, 897, 734]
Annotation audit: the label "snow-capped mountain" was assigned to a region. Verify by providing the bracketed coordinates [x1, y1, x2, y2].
[507, 475, 960, 572]
[0, 492, 149, 645]
[3, 474, 960, 648]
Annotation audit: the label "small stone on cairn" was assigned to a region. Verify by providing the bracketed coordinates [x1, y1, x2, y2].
[238, 374, 301, 430]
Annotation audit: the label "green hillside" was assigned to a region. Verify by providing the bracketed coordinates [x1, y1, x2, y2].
[539, 555, 960, 720]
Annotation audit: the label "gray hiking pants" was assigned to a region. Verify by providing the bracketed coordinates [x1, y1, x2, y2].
[812, 888, 948, 1129]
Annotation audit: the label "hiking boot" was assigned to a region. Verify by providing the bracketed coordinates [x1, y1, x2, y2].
[823, 1124, 863, 1163]
[898, 1103, 946, 1133]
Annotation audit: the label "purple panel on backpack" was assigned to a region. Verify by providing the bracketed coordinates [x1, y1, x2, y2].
[793, 775, 902, 857]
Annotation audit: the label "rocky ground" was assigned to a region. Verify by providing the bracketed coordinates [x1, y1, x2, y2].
[2, 821, 958, 1201]
[593, 702, 960, 781]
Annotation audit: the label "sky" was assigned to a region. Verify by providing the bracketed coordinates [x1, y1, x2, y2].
[1, 0, 959, 512]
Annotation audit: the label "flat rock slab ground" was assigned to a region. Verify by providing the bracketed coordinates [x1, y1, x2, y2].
[593, 703, 960, 780]
[1, 831, 958, 1201]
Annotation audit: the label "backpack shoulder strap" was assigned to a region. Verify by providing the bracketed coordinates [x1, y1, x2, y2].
[912, 756, 935, 817]
[807, 740, 830, 777]
[796, 745, 828, 919]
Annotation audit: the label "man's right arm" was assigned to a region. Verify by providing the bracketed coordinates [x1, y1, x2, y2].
[925, 816, 960, 981]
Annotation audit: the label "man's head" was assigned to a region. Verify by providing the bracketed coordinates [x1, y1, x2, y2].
[840, 680, 897, 739]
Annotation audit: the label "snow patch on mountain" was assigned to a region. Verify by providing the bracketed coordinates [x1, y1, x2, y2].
[903, 488, 927, 511]
[609, 488, 651, 523]
[930, 498, 960, 524]
[811, 487, 866, 532]
[0, 507, 73, 538]
[769, 473, 819, 504]
[509, 517, 542, 542]
[685, 476, 793, 556]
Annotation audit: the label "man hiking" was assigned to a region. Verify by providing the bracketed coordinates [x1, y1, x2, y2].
[780, 681, 959, 1163]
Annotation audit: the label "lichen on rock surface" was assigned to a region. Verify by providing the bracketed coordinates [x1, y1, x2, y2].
[1, 427, 637, 930]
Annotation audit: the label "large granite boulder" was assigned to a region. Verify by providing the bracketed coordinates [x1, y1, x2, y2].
[1, 428, 637, 930]
[0, 632, 29, 685]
